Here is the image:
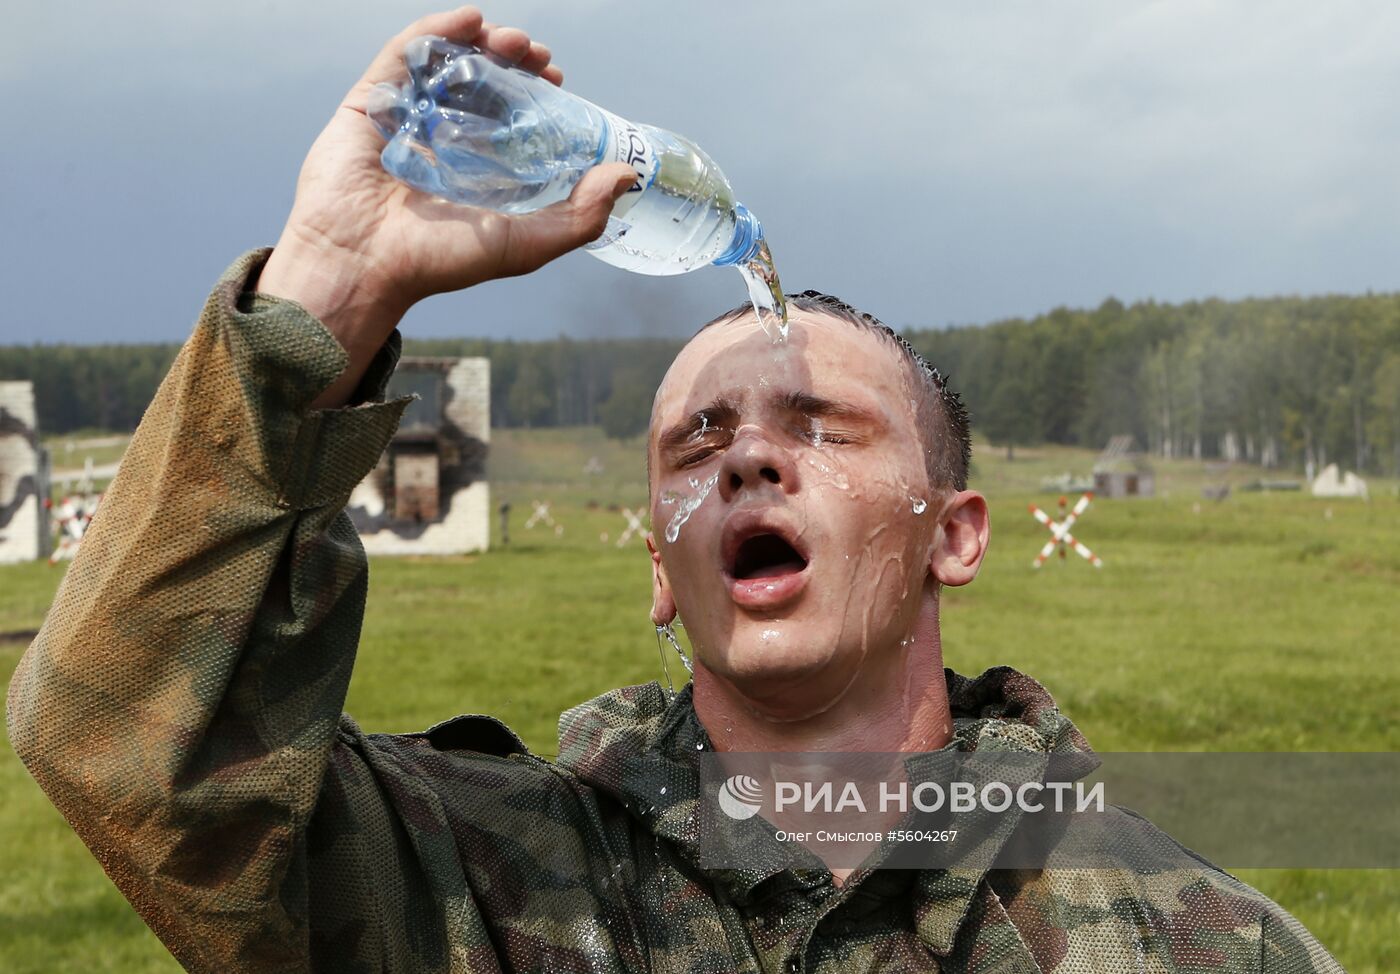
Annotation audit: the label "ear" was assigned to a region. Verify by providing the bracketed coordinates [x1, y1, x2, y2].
[929, 490, 990, 587]
[646, 532, 677, 625]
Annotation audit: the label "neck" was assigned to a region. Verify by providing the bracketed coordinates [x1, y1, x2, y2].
[691, 593, 953, 754]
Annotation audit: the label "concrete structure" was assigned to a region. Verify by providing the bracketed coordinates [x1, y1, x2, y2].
[347, 357, 491, 555]
[1310, 463, 1368, 500]
[0, 382, 51, 563]
[1092, 434, 1155, 499]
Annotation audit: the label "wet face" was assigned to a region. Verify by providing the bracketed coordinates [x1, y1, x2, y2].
[647, 311, 944, 716]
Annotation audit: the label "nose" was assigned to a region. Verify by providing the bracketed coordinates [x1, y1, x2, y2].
[718, 425, 799, 502]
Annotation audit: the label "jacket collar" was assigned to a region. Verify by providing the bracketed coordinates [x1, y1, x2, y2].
[556, 666, 1094, 956]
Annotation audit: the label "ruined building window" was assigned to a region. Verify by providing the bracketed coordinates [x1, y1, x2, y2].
[393, 448, 440, 522]
[392, 370, 444, 434]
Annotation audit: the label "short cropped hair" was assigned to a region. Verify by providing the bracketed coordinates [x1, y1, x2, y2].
[697, 291, 971, 491]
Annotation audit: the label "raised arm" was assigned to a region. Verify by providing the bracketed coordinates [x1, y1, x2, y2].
[7, 7, 631, 971]
[7, 249, 410, 969]
[255, 6, 635, 408]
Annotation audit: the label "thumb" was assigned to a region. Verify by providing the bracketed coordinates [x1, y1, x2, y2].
[563, 161, 638, 242]
[497, 162, 636, 276]
[537, 162, 637, 248]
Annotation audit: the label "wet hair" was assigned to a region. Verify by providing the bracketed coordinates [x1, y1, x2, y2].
[696, 291, 972, 491]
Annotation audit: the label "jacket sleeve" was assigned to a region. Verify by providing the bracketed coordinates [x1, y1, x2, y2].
[1262, 909, 1348, 973]
[5, 249, 423, 972]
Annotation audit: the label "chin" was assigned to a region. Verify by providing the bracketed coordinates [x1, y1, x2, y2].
[701, 631, 847, 704]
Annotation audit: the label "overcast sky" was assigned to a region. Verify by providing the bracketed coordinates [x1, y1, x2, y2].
[3, 1, 1399, 344]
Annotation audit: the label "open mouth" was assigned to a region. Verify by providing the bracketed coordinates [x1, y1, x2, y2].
[731, 534, 809, 580]
[721, 515, 812, 609]
[722, 517, 812, 610]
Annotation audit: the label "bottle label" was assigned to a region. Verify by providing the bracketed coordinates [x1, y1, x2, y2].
[598, 108, 656, 218]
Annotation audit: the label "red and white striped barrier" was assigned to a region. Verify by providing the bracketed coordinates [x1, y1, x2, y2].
[47, 492, 103, 564]
[1029, 493, 1103, 569]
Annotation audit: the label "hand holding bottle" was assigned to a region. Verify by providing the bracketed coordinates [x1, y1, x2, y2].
[365, 31, 787, 337]
[258, 6, 637, 408]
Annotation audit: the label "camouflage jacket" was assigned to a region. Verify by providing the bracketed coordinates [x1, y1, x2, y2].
[7, 250, 1344, 974]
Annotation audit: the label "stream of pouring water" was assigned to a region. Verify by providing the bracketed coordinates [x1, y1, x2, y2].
[653, 233, 783, 557]
[737, 236, 788, 342]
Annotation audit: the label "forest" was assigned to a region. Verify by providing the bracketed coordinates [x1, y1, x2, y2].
[4, 291, 1399, 476]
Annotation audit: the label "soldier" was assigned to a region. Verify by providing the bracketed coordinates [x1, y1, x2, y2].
[7, 6, 1344, 973]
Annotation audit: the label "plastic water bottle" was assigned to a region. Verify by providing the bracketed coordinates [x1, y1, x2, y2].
[368, 35, 786, 335]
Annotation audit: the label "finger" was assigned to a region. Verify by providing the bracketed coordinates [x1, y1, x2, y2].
[580, 162, 641, 204]
[510, 163, 636, 268]
[541, 64, 564, 87]
[476, 24, 532, 64]
[518, 41, 553, 75]
[557, 162, 637, 244]
[358, 6, 484, 88]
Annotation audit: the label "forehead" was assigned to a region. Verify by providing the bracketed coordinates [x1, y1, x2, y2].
[652, 310, 915, 431]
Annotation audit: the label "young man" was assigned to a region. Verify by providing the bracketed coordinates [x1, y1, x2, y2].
[8, 7, 1344, 972]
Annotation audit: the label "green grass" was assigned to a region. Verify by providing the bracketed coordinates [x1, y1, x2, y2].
[1, 431, 1395, 971]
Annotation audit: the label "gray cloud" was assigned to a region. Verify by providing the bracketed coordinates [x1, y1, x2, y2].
[2, 0, 1398, 344]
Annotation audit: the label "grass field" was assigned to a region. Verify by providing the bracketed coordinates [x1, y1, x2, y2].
[2, 429, 1397, 971]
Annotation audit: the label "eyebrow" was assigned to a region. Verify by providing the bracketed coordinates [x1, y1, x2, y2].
[657, 396, 741, 454]
[776, 390, 881, 425]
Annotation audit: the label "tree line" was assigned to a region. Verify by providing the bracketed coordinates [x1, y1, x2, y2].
[914, 293, 1400, 476]
[4, 292, 1398, 476]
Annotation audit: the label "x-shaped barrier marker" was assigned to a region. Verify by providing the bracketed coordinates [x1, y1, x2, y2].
[615, 507, 645, 548]
[1028, 493, 1103, 568]
[524, 500, 554, 529]
[49, 494, 101, 564]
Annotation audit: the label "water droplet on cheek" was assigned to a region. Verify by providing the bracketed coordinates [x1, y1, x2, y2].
[665, 473, 719, 543]
[909, 496, 927, 515]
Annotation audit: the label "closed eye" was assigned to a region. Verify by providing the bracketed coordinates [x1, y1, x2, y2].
[678, 448, 716, 468]
[796, 421, 856, 446]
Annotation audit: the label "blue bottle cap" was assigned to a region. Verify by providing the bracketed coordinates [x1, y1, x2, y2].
[712, 204, 762, 267]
